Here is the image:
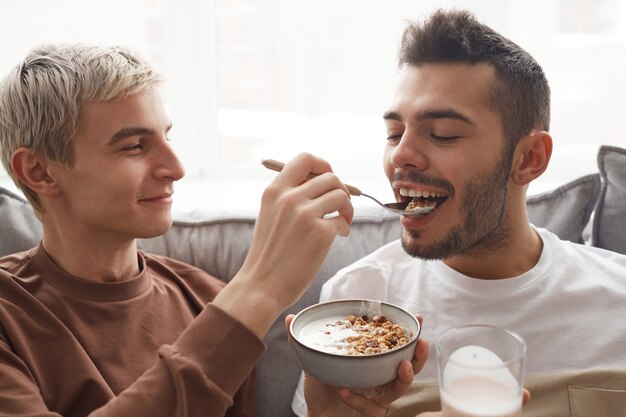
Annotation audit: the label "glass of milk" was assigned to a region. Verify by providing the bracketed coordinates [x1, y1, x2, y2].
[436, 324, 526, 417]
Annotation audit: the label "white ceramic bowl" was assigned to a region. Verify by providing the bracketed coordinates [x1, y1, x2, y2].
[289, 299, 421, 388]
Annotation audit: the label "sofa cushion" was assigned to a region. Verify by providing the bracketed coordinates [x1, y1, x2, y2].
[0, 187, 42, 255]
[138, 216, 255, 282]
[526, 173, 601, 244]
[592, 145, 626, 253]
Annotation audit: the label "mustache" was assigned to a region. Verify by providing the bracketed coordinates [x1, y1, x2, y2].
[391, 170, 454, 195]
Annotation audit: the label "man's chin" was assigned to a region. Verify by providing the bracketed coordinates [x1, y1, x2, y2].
[400, 229, 453, 261]
[401, 231, 430, 260]
[134, 220, 173, 240]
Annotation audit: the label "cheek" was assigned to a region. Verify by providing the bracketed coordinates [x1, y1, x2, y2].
[80, 171, 136, 199]
[382, 147, 394, 179]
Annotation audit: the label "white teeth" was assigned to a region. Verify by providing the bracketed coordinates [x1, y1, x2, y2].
[399, 188, 446, 198]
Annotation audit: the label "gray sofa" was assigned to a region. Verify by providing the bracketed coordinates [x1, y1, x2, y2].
[1, 145, 625, 417]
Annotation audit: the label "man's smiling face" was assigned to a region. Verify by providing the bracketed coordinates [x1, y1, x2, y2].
[383, 62, 515, 260]
[47, 86, 186, 242]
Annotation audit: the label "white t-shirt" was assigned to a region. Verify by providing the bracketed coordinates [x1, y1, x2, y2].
[292, 227, 626, 416]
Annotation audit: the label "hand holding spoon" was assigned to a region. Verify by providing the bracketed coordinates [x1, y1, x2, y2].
[261, 159, 435, 216]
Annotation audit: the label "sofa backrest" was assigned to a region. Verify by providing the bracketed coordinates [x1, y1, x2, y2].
[0, 187, 43, 256]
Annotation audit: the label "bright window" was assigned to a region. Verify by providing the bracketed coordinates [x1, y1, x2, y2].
[1, 0, 625, 213]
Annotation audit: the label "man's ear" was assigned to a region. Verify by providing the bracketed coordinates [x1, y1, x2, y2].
[11, 147, 61, 196]
[511, 131, 553, 186]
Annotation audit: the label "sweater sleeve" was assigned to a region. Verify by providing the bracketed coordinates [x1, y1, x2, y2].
[0, 303, 265, 417]
[90, 303, 265, 417]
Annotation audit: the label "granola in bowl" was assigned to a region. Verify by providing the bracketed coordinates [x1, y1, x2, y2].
[299, 314, 412, 356]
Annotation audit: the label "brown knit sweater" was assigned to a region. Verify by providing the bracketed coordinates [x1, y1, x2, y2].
[0, 243, 263, 417]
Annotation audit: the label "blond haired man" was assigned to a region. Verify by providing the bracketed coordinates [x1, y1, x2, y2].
[0, 44, 427, 417]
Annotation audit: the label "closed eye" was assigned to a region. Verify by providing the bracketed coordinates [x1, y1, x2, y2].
[123, 143, 144, 152]
[431, 134, 461, 142]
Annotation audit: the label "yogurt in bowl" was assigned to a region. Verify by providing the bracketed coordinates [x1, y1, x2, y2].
[289, 299, 420, 388]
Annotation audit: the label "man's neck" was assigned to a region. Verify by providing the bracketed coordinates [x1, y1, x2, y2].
[41, 224, 140, 283]
[443, 222, 543, 280]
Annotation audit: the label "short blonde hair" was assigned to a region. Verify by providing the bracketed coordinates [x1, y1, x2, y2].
[0, 43, 163, 213]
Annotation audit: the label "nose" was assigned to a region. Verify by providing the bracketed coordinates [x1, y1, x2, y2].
[154, 141, 185, 181]
[389, 131, 429, 171]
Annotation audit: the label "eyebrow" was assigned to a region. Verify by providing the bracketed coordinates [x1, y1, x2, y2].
[107, 125, 173, 145]
[383, 109, 474, 125]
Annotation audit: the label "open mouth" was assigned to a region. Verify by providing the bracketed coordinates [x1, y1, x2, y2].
[399, 188, 448, 214]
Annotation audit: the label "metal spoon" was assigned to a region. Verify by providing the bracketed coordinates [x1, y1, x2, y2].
[261, 159, 434, 216]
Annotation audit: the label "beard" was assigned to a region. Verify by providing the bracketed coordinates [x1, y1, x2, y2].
[401, 152, 513, 260]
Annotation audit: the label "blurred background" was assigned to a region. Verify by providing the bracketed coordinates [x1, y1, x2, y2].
[1, 0, 625, 214]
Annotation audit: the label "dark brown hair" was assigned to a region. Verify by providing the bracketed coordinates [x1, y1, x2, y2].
[399, 9, 550, 157]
